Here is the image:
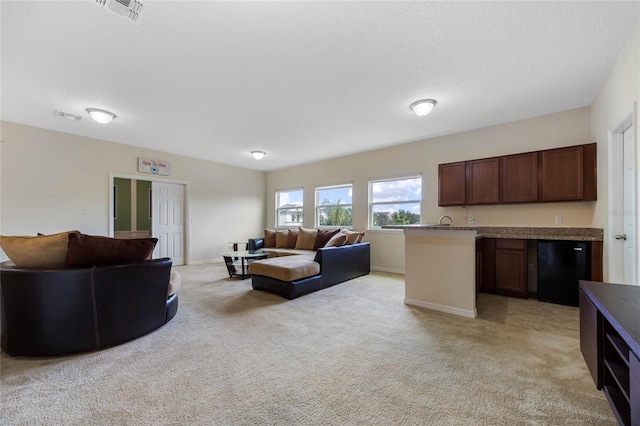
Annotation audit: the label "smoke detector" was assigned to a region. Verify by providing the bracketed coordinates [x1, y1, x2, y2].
[94, 0, 145, 22]
[56, 110, 83, 121]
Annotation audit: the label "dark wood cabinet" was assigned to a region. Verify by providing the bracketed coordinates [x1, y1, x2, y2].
[501, 152, 538, 203]
[475, 239, 483, 294]
[494, 239, 528, 298]
[541, 143, 597, 202]
[479, 238, 527, 298]
[438, 143, 596, 206]
[438, 162, 466, 206]
[580, 282, 640, 426]
[467, 158, 500, 205]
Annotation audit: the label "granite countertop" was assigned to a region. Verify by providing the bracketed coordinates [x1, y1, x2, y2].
[381, 225, 604, 241]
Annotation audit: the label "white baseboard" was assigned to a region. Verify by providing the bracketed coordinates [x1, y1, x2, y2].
[404, 298, 477, 319]
[371, 266, 405, 275]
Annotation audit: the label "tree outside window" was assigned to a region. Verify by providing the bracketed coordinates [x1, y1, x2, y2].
[316, 185, 352, 227]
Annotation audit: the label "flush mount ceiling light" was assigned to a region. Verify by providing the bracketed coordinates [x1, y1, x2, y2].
[86, 108, 117, 124]
[410, 99, 437, 117]
[251, 151, 266, 160]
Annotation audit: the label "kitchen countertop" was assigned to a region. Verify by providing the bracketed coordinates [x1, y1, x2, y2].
[381, 225, 603, 241]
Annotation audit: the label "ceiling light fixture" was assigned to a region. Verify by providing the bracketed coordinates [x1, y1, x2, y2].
[86, 108, 117, 124]
[410, 99, 437, 117]
[251, 151, 266, 160]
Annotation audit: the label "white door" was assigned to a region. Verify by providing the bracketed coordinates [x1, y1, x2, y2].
[621, 125, 636, 284]
[152, 181, 185, 266]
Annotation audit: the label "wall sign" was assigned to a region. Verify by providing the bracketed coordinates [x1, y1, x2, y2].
[138, 157, 171, 176]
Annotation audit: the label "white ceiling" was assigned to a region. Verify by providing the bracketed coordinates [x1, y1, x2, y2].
[2, 1, 639, 172]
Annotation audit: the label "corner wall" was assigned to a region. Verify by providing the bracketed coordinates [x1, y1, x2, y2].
[0, 121, 267, 264]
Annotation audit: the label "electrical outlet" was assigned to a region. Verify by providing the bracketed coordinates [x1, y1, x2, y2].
[554, 216, 562, 224]
[395, 251, 401, 259]
[467, 217, 475, 224]
[528, 263, 534, 272]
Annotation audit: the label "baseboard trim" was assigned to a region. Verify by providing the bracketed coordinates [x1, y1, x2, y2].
[404, 298, 477, 319]
[188, 258, 224, 265]
[371, 266, 405, 275]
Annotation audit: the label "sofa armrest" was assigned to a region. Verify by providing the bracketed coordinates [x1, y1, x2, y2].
[248, 238, 264, 251]
[315, 242, 370, 287]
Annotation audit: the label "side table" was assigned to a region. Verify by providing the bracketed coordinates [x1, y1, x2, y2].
[222, 250, 268, 279]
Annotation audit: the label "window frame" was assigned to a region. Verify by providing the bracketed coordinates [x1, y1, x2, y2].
[275, 188, 304, 228]
[368, 175, 422, 229]
[315, 183, 353, 228]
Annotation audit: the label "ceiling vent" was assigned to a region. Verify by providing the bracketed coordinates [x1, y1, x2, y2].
[94, 0, 145, 22]
[56, 110, 83, 121]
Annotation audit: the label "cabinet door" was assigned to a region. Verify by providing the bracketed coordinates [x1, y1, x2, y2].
[501, 152, 538, 203]
[466, 158, 500, 205]
[541, 144, 596, 202]
[438, 162, 466, 206]
[579, 289, 601, 389]
[480, 238, 496, 293]
[494, 239, 528, 298]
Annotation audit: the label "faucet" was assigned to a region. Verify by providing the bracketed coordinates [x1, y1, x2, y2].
[439, 215, 452, 226]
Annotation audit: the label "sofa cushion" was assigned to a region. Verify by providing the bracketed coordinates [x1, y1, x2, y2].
[0, 230, 80, 269]
[314, 229, 340, 250]
[168, 268, 181, 296]
[66, 233, 158, 268]
[295, 227, 318, 250]
[324, 232, 348, 247]
[341, 229, 365, 245]
[249, 256, 320, 282]
[260, 248, 315, 257]
[275, 229, 289, 248]
[264, 229, 276, 248]
[285, 229, 298, 248]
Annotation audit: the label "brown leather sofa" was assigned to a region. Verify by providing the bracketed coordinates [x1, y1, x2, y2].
[0, 258, 177, 357]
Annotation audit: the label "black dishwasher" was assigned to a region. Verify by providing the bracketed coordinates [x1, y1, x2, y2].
[537, 240, 591, 307]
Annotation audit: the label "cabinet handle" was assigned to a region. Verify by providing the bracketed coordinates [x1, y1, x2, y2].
[615, 234, 627, 241]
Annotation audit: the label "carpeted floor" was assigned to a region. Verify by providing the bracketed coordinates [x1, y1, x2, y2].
[1, 263, 615, 425]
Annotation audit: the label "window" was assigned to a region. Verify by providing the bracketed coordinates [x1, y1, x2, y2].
[369, 176, 422, 227]
[316, 184, 352, 227]
[276, 188, 303, 227]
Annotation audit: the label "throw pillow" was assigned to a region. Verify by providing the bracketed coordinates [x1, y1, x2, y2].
[66, 233, 158, 268]
[275, 229, 289, 248]
[324, 233, 348, 248]
[286, 229, 299, 248]
[294, 227, 318, 250]
[340, 229, 365, 245]
[0, 230, 80, 269]
[314, 229, 340, 250]
[264, 229, 276, 248]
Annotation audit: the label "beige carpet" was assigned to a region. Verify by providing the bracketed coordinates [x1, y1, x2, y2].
[1, 263, 615, 425]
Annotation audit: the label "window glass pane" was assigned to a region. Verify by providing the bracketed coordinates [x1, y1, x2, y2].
[371, 202, 421, 226]
[276, 189, 303, 227]
[317, 186, 352, 206]
[318, 205, 352, 226]
[371, 178, 421, 202]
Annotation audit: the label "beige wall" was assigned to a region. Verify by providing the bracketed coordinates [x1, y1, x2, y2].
[267, 107, 595, 272]
[0, 121, 266, 264]
[590, 26, 640, 281]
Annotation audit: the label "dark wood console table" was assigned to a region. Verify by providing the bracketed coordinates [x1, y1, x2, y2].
[579, 280, 640, 425]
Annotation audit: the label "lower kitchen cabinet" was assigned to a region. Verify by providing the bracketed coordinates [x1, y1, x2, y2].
[479, 238, 528, 298]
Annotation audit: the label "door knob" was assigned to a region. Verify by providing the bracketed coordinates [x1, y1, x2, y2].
[615, 234, 627, 241]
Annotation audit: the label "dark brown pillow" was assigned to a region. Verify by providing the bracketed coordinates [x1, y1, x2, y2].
[314, 229, 340, 250]
[264, 229, 276, 248]
[66, 233, 157, 268]
[286, 229, 298, 248]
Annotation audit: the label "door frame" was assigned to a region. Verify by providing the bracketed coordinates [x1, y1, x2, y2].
[607, 102, 638, 284]
[109, 173, 191, 265]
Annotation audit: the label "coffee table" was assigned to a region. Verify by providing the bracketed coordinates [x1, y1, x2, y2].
[222, 250, 269, 279]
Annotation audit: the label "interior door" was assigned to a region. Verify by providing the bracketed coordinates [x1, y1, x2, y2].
[622, 125, 636, 284]
[152, 181, 185, 266]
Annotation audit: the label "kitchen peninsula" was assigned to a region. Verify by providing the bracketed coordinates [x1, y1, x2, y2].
[384, 225, 603, 318]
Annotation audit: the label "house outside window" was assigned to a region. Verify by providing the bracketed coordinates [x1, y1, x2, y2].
[316, 184, 352, 227]
[276, 188, 303, 227]
[369, 176, 422, 228]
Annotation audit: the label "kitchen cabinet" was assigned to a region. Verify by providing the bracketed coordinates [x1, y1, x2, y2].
[501, 152, 538, 203]
[467, 158, 500, 205]
[541, 143, 597, 202]
[438, 162, 466, 206]
[479, 238, 528, 299]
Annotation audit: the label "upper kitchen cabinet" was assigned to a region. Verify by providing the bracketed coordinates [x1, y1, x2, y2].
[541, 143, 597, 202]
[438, 162, 466, 206]
[466, 158, 500, 205]
[501, 152, 538, 203]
